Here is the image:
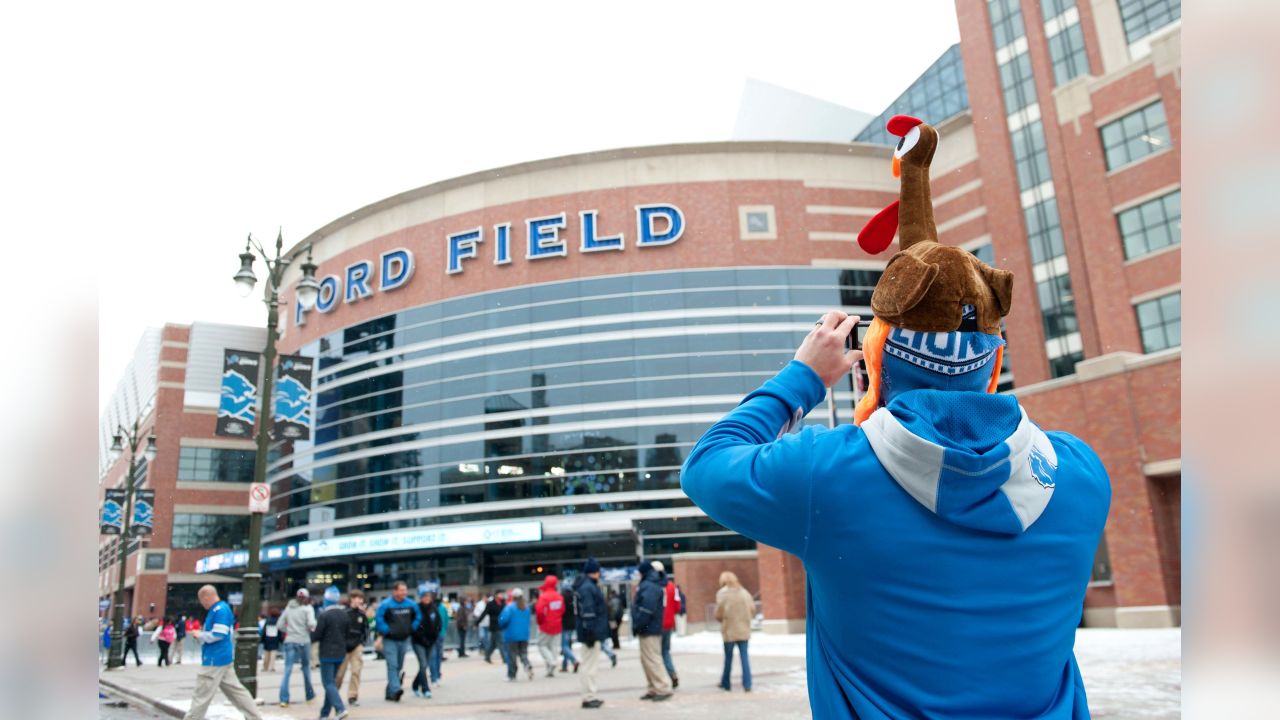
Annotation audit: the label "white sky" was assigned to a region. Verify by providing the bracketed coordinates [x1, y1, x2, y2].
[60, 0, 959, 414]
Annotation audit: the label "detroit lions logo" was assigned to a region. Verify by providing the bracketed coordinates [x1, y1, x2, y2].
[273, 376, 311, 424]
[1028, 446, 1057, 489]
[133, 500, 153, 526]
[218, 370, 257, 422]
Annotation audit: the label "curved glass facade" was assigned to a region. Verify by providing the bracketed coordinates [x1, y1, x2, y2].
[265, 266, 881, 556]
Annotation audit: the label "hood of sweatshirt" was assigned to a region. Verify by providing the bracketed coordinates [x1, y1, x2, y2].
[539, 575, 559, 593]
[861, 390, 1058, 535]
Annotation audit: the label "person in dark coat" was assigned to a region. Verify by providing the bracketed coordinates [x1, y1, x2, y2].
[173, 614, 187, 665]
[124, 615, 143, 666]
[481, 591, 508, 665]
[334, 591, 369, 707]
[559, 580, 579, 673]
[631, 561, 671, 700]
[260, 607, 282, 672]
[311, 600, 350, 719]
[574, 558, 612, 709]
[410, 592, 441, 699]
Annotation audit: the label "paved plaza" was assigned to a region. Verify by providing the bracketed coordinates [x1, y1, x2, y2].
[100, 629, 1180, 719]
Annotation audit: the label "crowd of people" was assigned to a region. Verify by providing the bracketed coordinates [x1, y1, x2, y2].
[106, 558, 765, 718]
[99, 612, 196, 667]
[255, 556, 728, 714]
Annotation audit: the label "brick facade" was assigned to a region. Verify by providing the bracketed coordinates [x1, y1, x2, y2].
[671, 551, 761, 633]
[99, 323, 257, 624]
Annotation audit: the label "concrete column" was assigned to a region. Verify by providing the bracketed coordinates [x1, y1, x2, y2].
[756, 544, 806, 634]
[1089, 0, 1132, 75]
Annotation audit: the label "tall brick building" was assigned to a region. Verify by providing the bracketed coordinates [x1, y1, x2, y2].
[98, 323, 266, 624]
[952, 0, 1181, 628]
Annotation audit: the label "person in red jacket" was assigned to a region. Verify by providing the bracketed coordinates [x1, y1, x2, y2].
[533, 575, 566, 678]
[653, 561, 681, 688]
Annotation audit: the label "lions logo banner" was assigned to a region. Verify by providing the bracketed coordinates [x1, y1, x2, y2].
[272, 354, 313, 441]
[101, 488, 126, 535]
[131, 489, 155, 537]
[216, 349, 262, 437]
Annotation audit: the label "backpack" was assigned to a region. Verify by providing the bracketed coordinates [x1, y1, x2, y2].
[343, 608, 365, 651]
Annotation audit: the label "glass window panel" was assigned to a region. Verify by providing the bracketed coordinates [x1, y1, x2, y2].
[1101, 101, 1171, 170]
[1116, 190, 1181, 259]
[1135, 292, 1181, 352]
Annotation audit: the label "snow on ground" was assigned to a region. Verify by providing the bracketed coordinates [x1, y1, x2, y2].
[674, 627, 1181, 718]
[671, 630, 809, 657]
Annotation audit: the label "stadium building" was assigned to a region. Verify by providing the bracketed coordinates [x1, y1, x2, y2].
[99, 0, 1180, 631]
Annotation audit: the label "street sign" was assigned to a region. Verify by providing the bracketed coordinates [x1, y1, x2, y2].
[248, 482, 270, 513]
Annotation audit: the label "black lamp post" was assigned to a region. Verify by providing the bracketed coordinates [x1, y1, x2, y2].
[105, 419, 157, 669]
[230, 231, 318, 694]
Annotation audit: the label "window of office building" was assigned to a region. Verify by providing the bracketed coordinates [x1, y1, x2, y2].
[1118, 190, 1180, 259]
[172, 513, 251, 549]
[989, 0, 1026, 49]
[1118, 0, 1181, 43]
[1011, 122, 1051, 190]
[178, 446, 257, 483]
[1042, 0, 1089, 85]
[1136, 292, 1180, 353]
[1100, 101, 1172, 170]
[853, 44, 969, 145]
[999, 52, 1037, 115]
[988, 0, 1080, 379]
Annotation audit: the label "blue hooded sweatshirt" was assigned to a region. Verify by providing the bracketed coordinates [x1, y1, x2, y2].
[681, 360, 1110, 719]
[498, 600, 532, 643]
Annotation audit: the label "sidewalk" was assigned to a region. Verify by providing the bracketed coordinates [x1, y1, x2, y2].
[99, 629, 1181, 719]
[99, 635, 810, 719]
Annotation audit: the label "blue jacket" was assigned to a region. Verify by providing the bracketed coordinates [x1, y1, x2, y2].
[498, 602, 531, 642]
[630, 563, 665, 636]
[681, 360, 1110, 719]
[375, 597, 421, 640]
[199, 600, 236, 667]
[573, 575, 610, 645]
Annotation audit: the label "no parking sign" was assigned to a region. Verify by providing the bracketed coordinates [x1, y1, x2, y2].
[248, 483, 270, 513]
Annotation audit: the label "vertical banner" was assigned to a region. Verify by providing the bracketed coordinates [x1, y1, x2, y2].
[272, 354, 313, 441]
[216, 349, 261, 437]
[101, 488, 126, 535]
[131, 489, 155, 537]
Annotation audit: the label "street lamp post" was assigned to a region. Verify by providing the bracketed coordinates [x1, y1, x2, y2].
[231, 231, 318, 695]
[105, 419, 158, 670]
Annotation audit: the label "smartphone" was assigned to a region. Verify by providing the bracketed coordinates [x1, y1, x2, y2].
[844, 319, 873, 352]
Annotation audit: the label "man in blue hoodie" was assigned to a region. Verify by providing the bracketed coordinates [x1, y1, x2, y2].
[684, 303, 1110, 719]
[374, 581, 421, 702]
[681, 114, 1109, 720]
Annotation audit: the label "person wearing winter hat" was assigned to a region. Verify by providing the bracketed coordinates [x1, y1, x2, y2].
[573, 558, 610, 709]
[631, 560, 672, 701]
[681, 115, 1110, 719]
[533, 574, 566, 677]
